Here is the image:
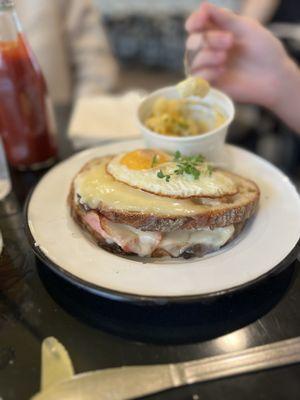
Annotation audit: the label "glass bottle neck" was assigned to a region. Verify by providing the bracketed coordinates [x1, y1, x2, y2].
[0, 3, 22, 42]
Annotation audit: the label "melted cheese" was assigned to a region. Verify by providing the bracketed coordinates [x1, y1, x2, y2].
[159, 225, 234, 257]
[82, 211, 234, 257]
[100, 216, 162, 256]
[75, 158, 233, 216]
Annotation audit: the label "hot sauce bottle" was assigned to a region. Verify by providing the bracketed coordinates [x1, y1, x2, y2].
[0, 0, 57, 169]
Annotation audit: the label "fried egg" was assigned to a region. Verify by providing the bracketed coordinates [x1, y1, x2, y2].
[106, 149, 237, 199]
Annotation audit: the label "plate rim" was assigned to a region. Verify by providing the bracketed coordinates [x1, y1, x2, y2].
[24, 185, 300, 305]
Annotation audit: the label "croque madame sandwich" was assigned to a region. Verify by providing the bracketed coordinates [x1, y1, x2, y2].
[69, 149, 259, 259]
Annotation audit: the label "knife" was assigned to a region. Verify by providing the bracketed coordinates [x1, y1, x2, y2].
[31, 336, 300, 400]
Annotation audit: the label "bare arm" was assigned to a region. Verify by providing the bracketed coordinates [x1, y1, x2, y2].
[240, 0, 280, 23]
[270, 58, 300, 133]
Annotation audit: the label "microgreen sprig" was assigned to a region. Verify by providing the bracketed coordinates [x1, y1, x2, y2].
[151, 154, 158, 167]
[156, 150, 212, 182]
[157, 170, 171, 182]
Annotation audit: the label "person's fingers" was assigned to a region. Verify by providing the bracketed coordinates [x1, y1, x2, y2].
[191, 49, 227, 70]
[202, 2, 244, 34]
[186, 1, 244, 35]
[192, 66, 225, 83]
[186, 31, 233, 51]
[185, 6, 208, 32]
[206, 31, 234, 49]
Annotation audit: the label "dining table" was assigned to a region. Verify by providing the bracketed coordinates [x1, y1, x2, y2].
[0, 104, 300, 400]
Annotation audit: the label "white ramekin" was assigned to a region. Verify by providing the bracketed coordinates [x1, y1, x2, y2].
[138, 85, 235, 162]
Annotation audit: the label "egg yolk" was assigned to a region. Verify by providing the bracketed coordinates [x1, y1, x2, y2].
[120, 149, 170, 170]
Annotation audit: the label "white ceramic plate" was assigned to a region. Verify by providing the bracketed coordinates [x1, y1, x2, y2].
[26, 140, 300, 303]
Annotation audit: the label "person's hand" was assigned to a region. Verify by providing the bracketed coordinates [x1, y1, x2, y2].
[185, 2, 296, 109]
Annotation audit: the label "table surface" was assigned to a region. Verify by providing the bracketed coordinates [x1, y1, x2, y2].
[1, 127, 300, 400]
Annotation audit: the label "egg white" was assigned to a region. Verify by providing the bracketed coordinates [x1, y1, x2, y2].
[106, 153, 237, 198]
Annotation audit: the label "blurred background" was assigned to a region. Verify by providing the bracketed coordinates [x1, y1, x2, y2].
[13, 0, 300, 186]
[97, 0, 300, 185]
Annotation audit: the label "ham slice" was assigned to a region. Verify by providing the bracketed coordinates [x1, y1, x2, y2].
[83, 212, 162, 257]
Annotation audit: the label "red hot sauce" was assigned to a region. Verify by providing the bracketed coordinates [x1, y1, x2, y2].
[0, 33, 57, 169]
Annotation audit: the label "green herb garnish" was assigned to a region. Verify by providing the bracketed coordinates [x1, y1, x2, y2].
[172, 151, 205, 180]
[156, 151, 213, 182]
[207, 164, 213, 176]
[172, 151, 204, 164]
[151, 154, 158, 167]
[177, 121, 189, 129]
[157, 170, 171, 182]
[174, 150, 181, 161]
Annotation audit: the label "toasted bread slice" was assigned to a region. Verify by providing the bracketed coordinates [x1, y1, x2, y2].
[70, 156, 259, 232]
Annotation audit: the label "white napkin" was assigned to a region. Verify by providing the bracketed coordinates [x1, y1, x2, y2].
[68, 91, 144, 149]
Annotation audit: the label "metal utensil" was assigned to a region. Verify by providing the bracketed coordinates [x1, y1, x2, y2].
[184, 48, 195, 77]
[41, 337, 74, 391]
[0, 137, 11, 200]
[32, 336, 300, 400]
[183, 48, 218, 126]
